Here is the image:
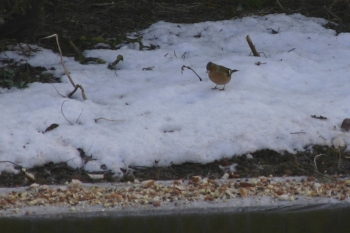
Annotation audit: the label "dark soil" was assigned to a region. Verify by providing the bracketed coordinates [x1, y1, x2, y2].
[0, 0, 350, 187]
[1, 145, 349, 187]
[1, 0, 350, 54]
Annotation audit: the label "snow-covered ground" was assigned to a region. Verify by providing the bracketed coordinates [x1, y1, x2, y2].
[0, 14, 349, 177]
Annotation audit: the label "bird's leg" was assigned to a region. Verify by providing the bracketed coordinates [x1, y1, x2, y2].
[219, 85, 226, 91]
[212, 85, 218, 90]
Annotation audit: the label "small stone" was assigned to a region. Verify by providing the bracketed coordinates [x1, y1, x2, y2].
[201, 178, 209, 184]
[250, 179, 258, 185]
[239, 188, 248, 197]
[275, 189, 284, 195]
[24, 171, 35, 181]
[87, 173, 104, 180]
[69, 179, 82, 188]
[153, 201, 161, 207]
[313, 183, 321, 189]
[341, 118, 350, 131]
[240, 182, 254, 188]
[333, 136, 346, 150]
[221, 173, 229, 179]
[278, 194, 290, 201]
[141, 180, 154, 188]
[260, 177, 269, 183]
[220, 158, 230, 166]
[29, 183, 40, 189]
[191, 176, 202, 183]
[174, 185, 186, 191]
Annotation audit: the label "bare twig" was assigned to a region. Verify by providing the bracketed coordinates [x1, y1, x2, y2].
[276, 0, 287, 11]
[142, 66, 155, 71]
[267, 28, 279, 34]
[181, 65, 202, 81]
[107, 55, 124, 70]
[44, 123, 59, 133]
[290, 131, 306, 134]
[61, 100, 73, 125]
[50, 84, 66, 98]
[311, 115, 327, 120]
[246, 35, 260, 57]
[90, 3, 117, 6]
[314, 154, 326, 173]
[62, 157, 77, 164]
[338, 149, 342, 169]
[0, 161, 23, 168]
[67, 84, 86, 99]
[94, 117, 124, 123]
[76, 108, 83, 124]
[40, 34, 87, 100]
[323, 6, 342, 22]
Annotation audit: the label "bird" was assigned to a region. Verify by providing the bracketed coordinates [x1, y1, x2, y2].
[206, 62, 238, 91]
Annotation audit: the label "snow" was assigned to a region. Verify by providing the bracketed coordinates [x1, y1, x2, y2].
[0, 14, 349, 177]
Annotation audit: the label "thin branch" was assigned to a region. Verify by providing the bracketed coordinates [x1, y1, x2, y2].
[323, 6, 342, 22]
[61, 100, 73, 125]
[181, 65, 202, 81]
[90, 3, 117, 6]
[276, 0, 287, 11]
[290, 131, 305, 134]
[311, 115, 327, 120]
[50, 84, 66, 98]
[246, 35, 260, 57]
[40, 34, 75, 87]
[314, 154, 326, 173]
[0, 161, 23, 168]
[40, 34, 87, 100]
[76, 108, 83, 123]
[94, 117, 124, 123]
[62, 157, 77, 164]
[67, 85, 79, 98]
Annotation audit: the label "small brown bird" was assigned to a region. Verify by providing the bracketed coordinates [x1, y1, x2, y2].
[206, 62, 238, 91]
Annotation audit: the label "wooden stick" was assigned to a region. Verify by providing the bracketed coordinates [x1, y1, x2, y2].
[40, 34, 87, 100]
[181, 65, 202, 81]
[246, 35, 260, 57]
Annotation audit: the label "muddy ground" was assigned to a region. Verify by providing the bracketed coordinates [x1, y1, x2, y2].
[0, 145, 349, 187]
